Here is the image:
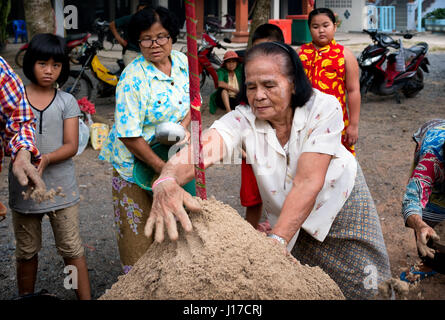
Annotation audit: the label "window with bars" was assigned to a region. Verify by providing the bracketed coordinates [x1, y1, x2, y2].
[325, 0, 352, 8]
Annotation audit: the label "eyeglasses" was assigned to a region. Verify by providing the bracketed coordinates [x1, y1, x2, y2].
[138, 35, 171, 48]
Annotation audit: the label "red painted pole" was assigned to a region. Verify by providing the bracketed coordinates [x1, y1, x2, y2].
[185, 0, 207, 200]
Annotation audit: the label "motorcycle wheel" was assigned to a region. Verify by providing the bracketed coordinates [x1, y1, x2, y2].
[359, 71, 370, 96]
[15, 48, 26, 68]
[60, 73, 92, 101]
[402, 69, 424, 98]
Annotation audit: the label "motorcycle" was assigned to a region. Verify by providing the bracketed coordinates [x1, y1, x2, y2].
[196, 27, 229, 89]
[205, 14, 235, 35]
[358, 29, 430, 103]
[60, 19, 125, 101]
[15, 32, 91, 67]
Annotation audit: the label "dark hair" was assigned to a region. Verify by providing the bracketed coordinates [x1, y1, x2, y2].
[23, 33, 70, 85]
[252, 23, 285, 44]
[241, 42, 312, 109]
[128, 6, 180, 46]
[308, 8, 336, 26]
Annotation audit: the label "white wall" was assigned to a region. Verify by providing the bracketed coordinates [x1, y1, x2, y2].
[271, 0, 280, 19]
[407, 2, 417, 31]
[316, 0, 367, 32]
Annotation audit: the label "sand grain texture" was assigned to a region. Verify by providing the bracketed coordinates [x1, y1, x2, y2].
[100, 197, 344, 300]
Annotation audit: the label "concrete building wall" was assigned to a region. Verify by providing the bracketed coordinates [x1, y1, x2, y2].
[378, 0, 445, 30]
[316, 0, 367, 32]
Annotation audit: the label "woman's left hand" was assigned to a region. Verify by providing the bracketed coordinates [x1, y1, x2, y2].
[144, 178, 201, 242]
[345, 123, 359, 147]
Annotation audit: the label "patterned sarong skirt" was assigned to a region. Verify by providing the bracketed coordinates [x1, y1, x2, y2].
[111, 169, 153, 274]
[291, 164, 392, 299]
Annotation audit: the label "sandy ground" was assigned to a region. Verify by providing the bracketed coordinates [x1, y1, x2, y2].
[1, 36, 444, 300]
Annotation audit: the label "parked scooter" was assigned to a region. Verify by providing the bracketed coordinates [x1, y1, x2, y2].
[60, 19, 125, 101]
[358, 29, 430, 103]
[15, 33, 91, 67]
[197, 27, 229, 89]
[205, 14, 235, 35]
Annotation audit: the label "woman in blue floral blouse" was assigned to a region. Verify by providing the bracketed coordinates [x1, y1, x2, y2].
[401, 119, 445, 280]
[99, 6, 191, 273]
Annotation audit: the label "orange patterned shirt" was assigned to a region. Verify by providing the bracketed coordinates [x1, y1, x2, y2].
[298, 39, 355, 155]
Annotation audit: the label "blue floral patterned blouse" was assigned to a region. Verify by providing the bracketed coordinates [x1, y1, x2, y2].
[99, 50, 190, 182]
[402, 119, 445, 224]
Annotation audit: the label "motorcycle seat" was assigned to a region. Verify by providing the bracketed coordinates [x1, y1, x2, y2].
[406, 42, 428, 56]
[66, 33, 89, 42]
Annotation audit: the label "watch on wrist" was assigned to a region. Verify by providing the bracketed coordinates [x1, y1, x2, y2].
[267, 233, 287, 246]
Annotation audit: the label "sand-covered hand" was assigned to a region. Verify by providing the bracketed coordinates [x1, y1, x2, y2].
[144, 178, 201, 242]
[12, 149, 46, 190]
[417, 226, 439, 259]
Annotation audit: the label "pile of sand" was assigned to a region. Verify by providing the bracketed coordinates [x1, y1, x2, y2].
[378, 278, 410, 299]
[100, 197, 344, 300]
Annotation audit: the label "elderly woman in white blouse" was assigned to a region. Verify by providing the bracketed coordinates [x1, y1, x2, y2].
[144, 42, 391, 299]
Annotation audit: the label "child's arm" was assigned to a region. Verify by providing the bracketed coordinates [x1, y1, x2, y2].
[38, 117, 79, 175]
[344, 47, 361, 147]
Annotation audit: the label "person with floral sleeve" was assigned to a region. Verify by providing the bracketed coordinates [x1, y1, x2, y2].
[99, 6, 191, 274]
[400, 119, 445, 281]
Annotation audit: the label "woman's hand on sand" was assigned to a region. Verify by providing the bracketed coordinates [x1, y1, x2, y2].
[144, 179, 201, 242]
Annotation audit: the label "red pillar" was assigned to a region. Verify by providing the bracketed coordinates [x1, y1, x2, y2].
[231, 0, 249, 43]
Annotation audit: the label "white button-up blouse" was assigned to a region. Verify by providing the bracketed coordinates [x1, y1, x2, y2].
[210, 89, 357, 250]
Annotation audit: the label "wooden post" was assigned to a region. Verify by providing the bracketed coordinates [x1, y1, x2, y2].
[231, 0, 249, 43]
[196, 0, 204, 37]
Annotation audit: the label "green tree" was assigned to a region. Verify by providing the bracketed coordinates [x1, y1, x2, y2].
[0, 0, 11, 50]
[24, 0, 55, 40]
